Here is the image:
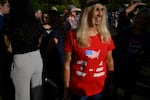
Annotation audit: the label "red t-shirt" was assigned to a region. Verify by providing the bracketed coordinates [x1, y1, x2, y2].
[64, 31, 115, 96]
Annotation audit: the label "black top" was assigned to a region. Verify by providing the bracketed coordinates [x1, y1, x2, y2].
[4, 1, 44, 54]
[5, 19, 43, 54]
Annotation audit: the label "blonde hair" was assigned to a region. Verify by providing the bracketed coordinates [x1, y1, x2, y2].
[76, 3, 110, 47]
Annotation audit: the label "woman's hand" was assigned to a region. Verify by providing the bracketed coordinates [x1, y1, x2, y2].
[63, 88, 70, 100]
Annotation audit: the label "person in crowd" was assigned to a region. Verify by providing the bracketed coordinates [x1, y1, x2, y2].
[0, 0, 10, 30]
[34, 8, 43, 24]
[63, 4, 81, 35]
[113, 8, 150, 100]
[41, 10, 51, 36]
[63, 0, 115, 100]
[40, 9, 65, 100]
[117, 0, 146, 31]
[3, 0, 44, 100]
[0, 0, 13, 100]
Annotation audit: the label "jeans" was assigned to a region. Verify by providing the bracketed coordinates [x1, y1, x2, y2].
[70, 92, 103, 100]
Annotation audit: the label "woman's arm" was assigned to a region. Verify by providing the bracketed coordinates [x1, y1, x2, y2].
[125, 2, 146, 16]
[64, 51, 72, 99]
[4, 34, 12, 53]
[37, 34, 43, 47]
[106, 50, 114, 72]
[64, 51, 72, 88]
[106, 50, 115, 95]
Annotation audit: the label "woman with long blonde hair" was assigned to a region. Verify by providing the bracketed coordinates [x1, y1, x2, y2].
[64, 0, 114, 100]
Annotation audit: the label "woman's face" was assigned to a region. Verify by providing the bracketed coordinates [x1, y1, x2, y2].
[91, 4, 105, 26]
[43, 13, 49, 24]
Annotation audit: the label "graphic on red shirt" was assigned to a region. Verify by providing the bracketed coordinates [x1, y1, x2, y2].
[85, 50, 100, 59]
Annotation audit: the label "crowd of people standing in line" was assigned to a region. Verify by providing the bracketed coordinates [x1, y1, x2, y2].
[0, 0, 150, 100]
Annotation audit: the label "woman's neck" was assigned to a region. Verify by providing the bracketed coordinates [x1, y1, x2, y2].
[88, 27, 98, 36]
